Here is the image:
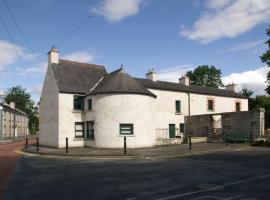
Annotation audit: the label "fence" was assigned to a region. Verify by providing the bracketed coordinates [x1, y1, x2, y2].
[156, 128, 182, 140]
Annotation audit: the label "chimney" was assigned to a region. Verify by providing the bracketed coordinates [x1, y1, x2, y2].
[146, 68, 157, 82]
[47, 46, 59, 64]
[10, 101, 15, 109]
[179, 75, 190, 86]
[225, 83, 236, 92]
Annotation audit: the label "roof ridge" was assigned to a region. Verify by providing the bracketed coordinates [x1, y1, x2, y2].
[59, 59, 105, 68]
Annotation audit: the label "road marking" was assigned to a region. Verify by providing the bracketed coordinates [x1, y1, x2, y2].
[154, 174, 270, 200]
[191, 194, 244, 200]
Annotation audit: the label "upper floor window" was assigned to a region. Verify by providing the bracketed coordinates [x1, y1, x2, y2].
[236, 102, 241, 112]
[88, 99, 92, 111]
[208, 99, 214, 111]
[175, 100, 181, 113]
[73, 96, 84, 110]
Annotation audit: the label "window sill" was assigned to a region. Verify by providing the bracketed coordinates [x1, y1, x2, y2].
[175, 112, 182, 115]
[118, 135, 134, 137]
[208, 110, 214, 112]
[73, 137, 84, 141]
[72, 110, 83, 113]
[85, 138, 95, 141]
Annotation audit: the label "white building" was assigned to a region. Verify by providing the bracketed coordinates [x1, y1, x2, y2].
[0, 102, 29, 139]
[39, 47, 248, 148]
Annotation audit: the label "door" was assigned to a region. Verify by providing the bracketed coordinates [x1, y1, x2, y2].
[169, 124, 175, 138]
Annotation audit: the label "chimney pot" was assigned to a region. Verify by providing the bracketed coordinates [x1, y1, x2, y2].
[48, 46, 59, 64]
[146, 68, 157, 82]
[10, 102, 15, 109]
[179, 76, 190, 86]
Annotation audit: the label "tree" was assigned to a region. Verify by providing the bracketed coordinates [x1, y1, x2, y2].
[2, 86, 39, 134]
[254, 95, 270, 112]
[239, 88, 254, 98]
[186, 65, 224, 88]
[261, 25, 270, 95]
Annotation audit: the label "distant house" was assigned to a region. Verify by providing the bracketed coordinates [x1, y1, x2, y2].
[0, 102, 29, 139]
[39, 47, 248, 148]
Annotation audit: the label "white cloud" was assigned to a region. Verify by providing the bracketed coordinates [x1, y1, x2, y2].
[16, 61, 47, 76]
[180, 0, 270, 43]
[0, 40, 36, 71]
[31, 84, 43, 97]
[62, 51, 95, 63]
[91, 0, 143, 22]
[157, 65, 194, 82]
[222, 66, 268, 95]
[156, 64, 268, 96]
[224, 39, 265, 53]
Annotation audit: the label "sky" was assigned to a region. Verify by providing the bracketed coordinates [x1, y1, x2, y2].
[0, 0, 270, 102]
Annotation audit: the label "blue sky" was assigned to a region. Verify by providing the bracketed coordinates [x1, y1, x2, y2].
[0, 0, 269, 101]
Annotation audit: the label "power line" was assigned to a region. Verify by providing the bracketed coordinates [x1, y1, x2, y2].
[2, 0, 36, 56]
[57, 15, 93, 48]
[0, 10, 33, 85]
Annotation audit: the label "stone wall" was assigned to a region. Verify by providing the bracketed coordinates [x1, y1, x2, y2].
[185, 108, 265, 141]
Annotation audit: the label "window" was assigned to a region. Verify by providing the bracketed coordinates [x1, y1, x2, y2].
[86, 121, 94, 139]
[175, 100, 181, 113]
[236, 102, 241, 112]
[73, 96, 84, 110]
[75, 122, 84, 138]
[88, 99, 92, 111]
[180, 123, 185, 133]
[208, 99, 214, 111]
[119, 124, 133, 135]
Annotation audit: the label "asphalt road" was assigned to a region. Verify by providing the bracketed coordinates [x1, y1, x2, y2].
[4, 147, 270, 200]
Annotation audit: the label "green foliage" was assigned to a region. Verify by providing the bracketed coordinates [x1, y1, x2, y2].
[261, 25, 270, 95]
[239, 88, 254, 98]
[254, 95, 270, 112]
[186, 65, 224, 88]
[1, 86, 39, 134]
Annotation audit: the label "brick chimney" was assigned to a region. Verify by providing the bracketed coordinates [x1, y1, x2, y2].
[47, 46, 59, 65]
[146, 68, 157, 82]
[179, 75, 190, 86]
[225, 83, 236, 92]
[10, 101, 15, 109]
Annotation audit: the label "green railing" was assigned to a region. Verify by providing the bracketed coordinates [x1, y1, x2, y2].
[223, 132, 250, 143]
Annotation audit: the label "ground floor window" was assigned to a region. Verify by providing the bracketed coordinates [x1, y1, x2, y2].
[169, 124, 176, 138]
[119, 124, 133, 135]
[75, 122, 84, 138]
[86, 121, 95, 139]
[180, 123, 185, 133]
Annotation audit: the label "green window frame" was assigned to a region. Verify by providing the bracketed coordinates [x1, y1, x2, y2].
[175, 100, 181, 113]
[86, 121, 95, 139]
[88, 99, 92, 111]
[75, 122, 84, 138]
[180, 123, 185, 133]
[73, 96, 84, 110]
[119, 124, 134, 135]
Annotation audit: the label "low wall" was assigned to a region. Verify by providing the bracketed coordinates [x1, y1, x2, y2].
[185, 108, 265, 141]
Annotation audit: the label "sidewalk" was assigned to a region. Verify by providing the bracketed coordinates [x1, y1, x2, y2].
[22, 143, 251, 159]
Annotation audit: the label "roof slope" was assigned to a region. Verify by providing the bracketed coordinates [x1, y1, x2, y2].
[89, 68, 156, 98]
[51, 59, 107, 94]
[0, 103, 27, 116]
[136, 78, 247, 99]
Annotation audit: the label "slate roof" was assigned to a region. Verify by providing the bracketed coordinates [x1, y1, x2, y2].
[88, 68, 157, 98]
[136, 78, 248, 99]
[0, 103, 27, 116]
[51, 59, 107, 94]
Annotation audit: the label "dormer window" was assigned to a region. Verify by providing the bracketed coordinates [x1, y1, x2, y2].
[73, 96, 84, 110]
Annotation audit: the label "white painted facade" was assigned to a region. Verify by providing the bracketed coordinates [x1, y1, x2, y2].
[39, 49, 248, 148]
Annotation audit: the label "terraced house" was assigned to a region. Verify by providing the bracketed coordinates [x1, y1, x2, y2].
[39, 47, 248, 148]
[0, 102, 29, 139]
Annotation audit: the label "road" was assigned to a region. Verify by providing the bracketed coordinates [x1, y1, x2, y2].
[0, 139, 35, 200]
[4, 147, 270, 200]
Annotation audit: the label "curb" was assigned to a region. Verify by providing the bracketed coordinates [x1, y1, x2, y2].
[15, 146, 254, 160]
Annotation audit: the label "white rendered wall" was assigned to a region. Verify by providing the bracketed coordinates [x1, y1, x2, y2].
[39, 66, 59, 147]
[148, 89, 187, 131]
[189, 93, 248, 115]
[85, 94, 156, 148]
[58, 93, 84, 148]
